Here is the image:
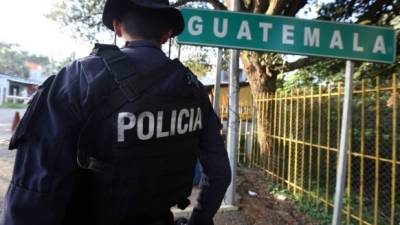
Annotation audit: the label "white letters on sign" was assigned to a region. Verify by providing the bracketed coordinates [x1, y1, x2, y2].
[259, 22, 273, 42]
[118, 107, 203, 142]
[214, 18, 228, 38]
[304, 27, 320, 47]
[373, 35, 387, 54]
[329, 30, 344, 50]
[282, 25, 295, 45]
[236, 20, 252, 40]
[188, 16, 203, 36]
[183, 14, 391, 59]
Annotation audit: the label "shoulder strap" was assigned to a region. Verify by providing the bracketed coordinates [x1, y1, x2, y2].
[94, 44, 184, 117]
[91, 43, 184, 95]
[117, 59, 182, 101]
[91, 43, 136, 81]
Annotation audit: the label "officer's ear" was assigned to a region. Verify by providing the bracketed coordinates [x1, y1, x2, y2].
[160, 29, 173, 44]
[113, 18, 123, 38]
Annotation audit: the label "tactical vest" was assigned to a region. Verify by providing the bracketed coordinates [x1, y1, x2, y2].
[65, 44, 203, 225]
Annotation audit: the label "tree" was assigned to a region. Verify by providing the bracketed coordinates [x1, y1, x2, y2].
[0, 42, 51, 78]
[47, 0, 109, 42]
[0, 43, 29, 77]
[48, 0, 400, 160]
[182, 50, 212, 76]
[281, 1, 400, 90]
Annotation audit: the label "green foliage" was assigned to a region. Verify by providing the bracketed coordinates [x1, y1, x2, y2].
[182, 51, 212, 76]
[318, 0, 400, 25]
[0, 42, 51, 77]
[267, 183, 373, 225]
[268, 183, 298, 201]
[0, 43, 29, 77]
[257, 79, 400, 224]
[46, 0, 109, 42]
[279, 1, 400, 90]
[0, 103, 28, 109]
[298, 199, 332, 225]
[268, 183, 332, 225]
[52, 53, 77, 73]
[220, 49, 231, 71]
[289, 0, 400, 86]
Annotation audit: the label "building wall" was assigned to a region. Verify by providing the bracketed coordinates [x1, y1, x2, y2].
[0, 74, 40, 104]
[0, 78, 9, 105]
[210, 85, 252, 108]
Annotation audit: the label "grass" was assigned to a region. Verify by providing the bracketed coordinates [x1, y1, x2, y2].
[0, 103, 28, 109]
[268, 183, 335, 225]
[266, 181, 397, 225]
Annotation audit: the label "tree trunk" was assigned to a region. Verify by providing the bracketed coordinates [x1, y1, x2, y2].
[240, 51, 279, 166]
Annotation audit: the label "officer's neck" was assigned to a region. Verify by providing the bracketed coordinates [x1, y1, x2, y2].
[123, 36, 162, 48]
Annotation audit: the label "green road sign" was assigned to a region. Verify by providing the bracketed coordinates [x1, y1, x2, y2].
[176, 8, 396, 64]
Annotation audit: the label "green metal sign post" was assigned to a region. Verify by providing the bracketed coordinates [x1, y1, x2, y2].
[177, 8, 396, 63]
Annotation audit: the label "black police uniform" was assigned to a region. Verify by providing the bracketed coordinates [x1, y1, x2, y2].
[0, 40, 231, 225]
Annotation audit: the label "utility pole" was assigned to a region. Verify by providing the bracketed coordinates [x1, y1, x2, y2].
[332, 60, 354, 225]
[225, 0, 240, 206]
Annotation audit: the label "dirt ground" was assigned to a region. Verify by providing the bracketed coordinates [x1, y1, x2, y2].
[209, 169, 318, 225]
[0, 160, 318, 225]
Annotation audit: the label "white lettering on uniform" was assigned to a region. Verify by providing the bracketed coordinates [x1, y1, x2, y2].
[137, 112, 155, 140]
[193, 107, 202, 130]
[189, 108, 195, 132]
[117, 107, 203, 142]
[213, 18, 228, 38]
[188, 16, 203, 36]
[118, 112, 136, 142]
[177, 109, 190, 134]
[373, 35, 387, 54]
[156, 111, 169, 138]
[170, 110, 177, 136]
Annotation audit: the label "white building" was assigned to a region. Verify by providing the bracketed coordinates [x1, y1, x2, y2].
[0, 74, 41, 105]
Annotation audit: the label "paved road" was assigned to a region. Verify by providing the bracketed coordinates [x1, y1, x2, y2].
[0, 108, 25, 144]
[0, 109, 24, 215]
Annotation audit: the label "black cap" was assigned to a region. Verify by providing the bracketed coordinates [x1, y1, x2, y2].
[102, 0, 184, 37]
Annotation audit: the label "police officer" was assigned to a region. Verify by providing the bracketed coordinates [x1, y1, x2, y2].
[0, 0, 231, 225]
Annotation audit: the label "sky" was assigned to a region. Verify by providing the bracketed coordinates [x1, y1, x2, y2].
[0, 0, 92, 60]
[0, 0, 332, 62]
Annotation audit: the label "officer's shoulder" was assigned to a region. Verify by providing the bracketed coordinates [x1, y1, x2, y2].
[177, 64, 210, 103]
[60, 54, 102, 72]
[77, 54, 104, 65]
[74, 54, 108, 78]
[176, 61, 204, 89]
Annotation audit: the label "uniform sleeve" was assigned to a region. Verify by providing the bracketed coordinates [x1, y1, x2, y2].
[189, 90, 232, 225]
[0, 62, 85, 225]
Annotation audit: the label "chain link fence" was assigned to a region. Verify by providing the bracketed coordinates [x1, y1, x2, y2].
[233, 74, 399, 225]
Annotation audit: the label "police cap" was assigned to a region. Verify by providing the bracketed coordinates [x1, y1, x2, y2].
[102, 0, 184, 37]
